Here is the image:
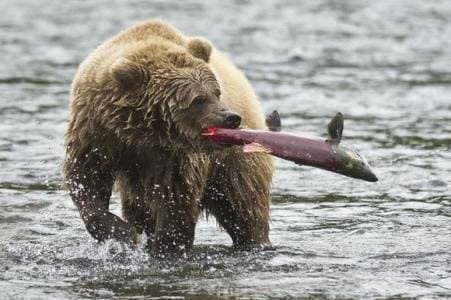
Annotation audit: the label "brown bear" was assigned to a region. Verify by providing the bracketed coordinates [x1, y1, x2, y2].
[63, 20, 273, 255]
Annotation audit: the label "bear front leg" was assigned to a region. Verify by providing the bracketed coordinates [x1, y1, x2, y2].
[202, 150, 273, 250]
[152, 194, 200, 256]
[203, 188, 271, 250]
[64, 148, 137, 245]
[117, 178, 155, 243]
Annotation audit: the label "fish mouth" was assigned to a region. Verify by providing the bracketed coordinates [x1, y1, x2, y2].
[361, 169, 378, 182]
[335, 147, 379, 182]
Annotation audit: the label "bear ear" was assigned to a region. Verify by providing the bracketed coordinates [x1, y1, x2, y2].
[187, 37, 212, 63]
[110, 57, 143, 89]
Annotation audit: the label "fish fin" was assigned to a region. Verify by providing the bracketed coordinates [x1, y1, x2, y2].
[327, 112, 343, 144]
[265, 110, 282, 132]
[243, 142, 272, 154]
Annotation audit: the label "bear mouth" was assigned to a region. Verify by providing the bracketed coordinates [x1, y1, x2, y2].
[201, 126, 217, 136]
[201, 122, 240, 134]
[201, 126, 237, 148]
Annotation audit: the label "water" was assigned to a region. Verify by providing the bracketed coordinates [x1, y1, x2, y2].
[1, 0, 450, 298]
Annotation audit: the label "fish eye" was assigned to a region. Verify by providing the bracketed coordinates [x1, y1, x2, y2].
[192, 96, 207, 108]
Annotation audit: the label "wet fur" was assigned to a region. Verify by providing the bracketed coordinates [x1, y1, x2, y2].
[63, 20, 273, 254]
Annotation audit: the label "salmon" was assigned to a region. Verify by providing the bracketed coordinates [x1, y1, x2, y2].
[202, 111, 378, 182]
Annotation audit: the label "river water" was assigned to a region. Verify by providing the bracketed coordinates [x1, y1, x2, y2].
[1, 0, 450, 298]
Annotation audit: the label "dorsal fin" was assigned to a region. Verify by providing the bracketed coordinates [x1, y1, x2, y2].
[327, 112, 343, 144]
[265, 110, 282, 132]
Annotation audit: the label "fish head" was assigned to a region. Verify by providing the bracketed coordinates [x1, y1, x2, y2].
[335, 145, 378, 182]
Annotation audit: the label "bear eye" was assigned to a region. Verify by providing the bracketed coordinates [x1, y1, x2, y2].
[192, 96, 207, 108]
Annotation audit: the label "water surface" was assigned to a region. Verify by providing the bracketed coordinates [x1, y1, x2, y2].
[0, 0, 450, 298]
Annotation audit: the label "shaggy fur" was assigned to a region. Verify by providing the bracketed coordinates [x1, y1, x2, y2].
[64, 20, 273, 255]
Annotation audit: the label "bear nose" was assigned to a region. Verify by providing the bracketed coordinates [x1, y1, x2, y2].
[224, 112, 241, 129]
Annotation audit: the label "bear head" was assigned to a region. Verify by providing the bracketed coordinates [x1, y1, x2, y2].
[106, 37, 241, 152]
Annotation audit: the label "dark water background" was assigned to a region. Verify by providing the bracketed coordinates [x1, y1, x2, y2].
[1, 0, 450, 298]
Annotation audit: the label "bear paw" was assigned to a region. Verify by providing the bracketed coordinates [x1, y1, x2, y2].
[85, 211, 138, 247]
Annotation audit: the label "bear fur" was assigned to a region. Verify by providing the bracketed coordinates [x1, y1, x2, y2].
[63, 20, 273, 255]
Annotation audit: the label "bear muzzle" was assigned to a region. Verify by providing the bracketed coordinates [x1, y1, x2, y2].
[223, 111, 242, 129]
[201, 109, 242, 131]
[200, 109, 241, 149]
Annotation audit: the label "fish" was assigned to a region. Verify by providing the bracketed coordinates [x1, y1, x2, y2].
[202, 111, 378, 182]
